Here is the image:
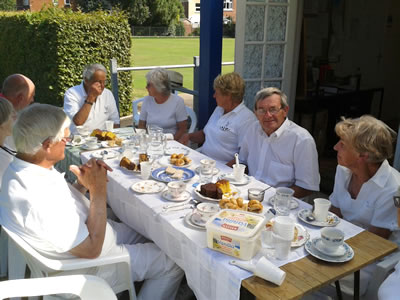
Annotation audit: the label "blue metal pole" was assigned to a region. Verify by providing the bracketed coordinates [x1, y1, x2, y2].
[198, 0, 223, 129]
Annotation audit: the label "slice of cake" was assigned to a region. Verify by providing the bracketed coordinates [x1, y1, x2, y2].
[216, 179, 231, 194]
[171, 169, 184, 179]
[165, 166, 176, 175]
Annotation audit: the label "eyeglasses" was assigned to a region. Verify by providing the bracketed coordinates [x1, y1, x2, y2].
[255, 107, 283, 116]
[95, 80, 108, 86]
[42, 134, 73, 145]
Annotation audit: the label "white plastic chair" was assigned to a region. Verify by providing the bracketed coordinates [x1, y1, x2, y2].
[0, 274, 117, 300]
[0, 227, 27, 281]
[3, 227, 136, 300]
[132, 97, 197, 133]
[364, 251, 400, 300]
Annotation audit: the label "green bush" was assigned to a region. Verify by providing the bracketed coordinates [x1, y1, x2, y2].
[0, 8, 132, 116]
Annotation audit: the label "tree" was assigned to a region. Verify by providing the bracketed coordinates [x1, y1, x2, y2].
[145, 0, 183, 26]
[0, 0, 16, 11]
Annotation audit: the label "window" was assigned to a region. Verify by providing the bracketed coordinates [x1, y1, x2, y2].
[65, 0, 70, 5]
[195, 3, 200, 12]
[224, 0, 233, 10]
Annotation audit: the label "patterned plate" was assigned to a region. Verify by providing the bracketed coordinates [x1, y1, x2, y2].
[164, 146, 190, 156]
[298, 209, 340, 227]
[130, 180, 166, 194]
[184, 212, 206, 230]
[305, 238, 354, 263]
[151, 167, 195, 182]
[193, 185, 241, 203]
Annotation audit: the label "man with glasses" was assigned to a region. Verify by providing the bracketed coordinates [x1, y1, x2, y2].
[64, 63, 120, 134]
[235, 87, 320, 198]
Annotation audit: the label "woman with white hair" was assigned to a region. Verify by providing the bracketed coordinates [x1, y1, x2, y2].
[138, 68, 188, 140]
[329, 115, 400, 296]
[0, 97, 15, 188]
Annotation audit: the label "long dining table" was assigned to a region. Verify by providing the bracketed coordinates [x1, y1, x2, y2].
[72, 132, 399, 300]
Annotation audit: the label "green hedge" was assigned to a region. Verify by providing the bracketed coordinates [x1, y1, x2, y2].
[0, 9, 132, 116]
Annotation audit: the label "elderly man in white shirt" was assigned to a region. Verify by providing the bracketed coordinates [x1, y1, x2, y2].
[0, 104, 183, 300]
[64, 63, 120, 134]
[235, 87, 320, 198]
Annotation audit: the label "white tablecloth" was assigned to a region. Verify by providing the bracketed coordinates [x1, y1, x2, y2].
[81, 140, 363, 300]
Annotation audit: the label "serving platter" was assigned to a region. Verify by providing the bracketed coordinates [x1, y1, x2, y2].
[193, 185, 241, 203]
[151, 167, 195, 182]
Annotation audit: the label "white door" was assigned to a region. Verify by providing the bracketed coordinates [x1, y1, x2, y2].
[235, 0, 303, 118]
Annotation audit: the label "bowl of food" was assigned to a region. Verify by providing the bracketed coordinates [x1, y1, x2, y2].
[248, 188, 266, 202]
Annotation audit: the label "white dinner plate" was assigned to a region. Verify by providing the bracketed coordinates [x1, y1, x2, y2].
[184, 212, 206, 230]
[297, 209, 340, 227]
[218, 173, 250, 186]
[193, 185, 241, 203]
[91, 150, 119, 160]
[195, 166, 220, 176]
[130, 180, 166, 194]
[161, 190, 191, 202]
[81, 143, 101, 150]
[158, 156, 192, 168]
[268, 196, 299, 210]
[164, 146, 190, 156]
[305, 238, 354, 263]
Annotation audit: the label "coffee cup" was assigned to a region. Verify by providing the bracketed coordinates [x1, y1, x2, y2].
[232, 163, 246, 182]
[167, 181, 186, 198]
[313, 198, 331, 222]
[85, 137, 98, 148]
[195, 202, 219, 222]
[320, 227, 344, 253]
[72, 135, 82, 144]
[200, 159, 216, 172]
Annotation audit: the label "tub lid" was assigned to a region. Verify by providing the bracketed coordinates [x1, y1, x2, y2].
[206, 209, 266, 239]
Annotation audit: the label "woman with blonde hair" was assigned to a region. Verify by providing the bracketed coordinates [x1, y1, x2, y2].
[179, 72, 256, 164]
[330, 115, 400, 296]
[0, 97, 15, 187]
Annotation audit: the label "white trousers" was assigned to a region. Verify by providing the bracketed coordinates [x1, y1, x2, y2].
[101, 220, 184, 300]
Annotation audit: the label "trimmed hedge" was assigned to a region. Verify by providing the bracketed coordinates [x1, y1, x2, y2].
[0, 9, 132, 116]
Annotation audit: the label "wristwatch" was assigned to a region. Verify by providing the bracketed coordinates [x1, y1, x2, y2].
[394, 195, 400, 208]
[84, 100, 93, 105]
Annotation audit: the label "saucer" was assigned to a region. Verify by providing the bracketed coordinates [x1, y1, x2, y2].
[314, 239, 346, 257]
[195, 166, 220, 176]
[184, 212, 206, 230]
[91, 150, 119, 160]
[305, 238, 354, 263]
[269, 196, 299, 209]
[218, 173, 250, 186]
[81, 143, 101, 150]
[190, 212, 207, 227]
[162, 190, 191, 202]
[297, 209, 340, 227]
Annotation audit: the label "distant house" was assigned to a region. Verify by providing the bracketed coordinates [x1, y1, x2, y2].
[16, 0, 75, 11]
[181, 0, 236, 26]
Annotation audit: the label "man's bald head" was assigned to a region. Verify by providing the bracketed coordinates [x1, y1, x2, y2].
[2, 74, 35, 111]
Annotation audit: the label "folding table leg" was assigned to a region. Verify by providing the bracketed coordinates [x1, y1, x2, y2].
[354, 271, 360, 300]
[335, 280, 343, 300]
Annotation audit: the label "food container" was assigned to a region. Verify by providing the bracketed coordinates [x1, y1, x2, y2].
[206, 209, 267, 260]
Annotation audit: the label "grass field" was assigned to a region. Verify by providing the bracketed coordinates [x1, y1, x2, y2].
[129, 37, 235, 100]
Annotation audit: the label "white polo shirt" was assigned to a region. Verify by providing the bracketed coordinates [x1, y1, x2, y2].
[64, 82, 120, 134]
[330, 160, 400, 233]
[239, 118, 320, 191]
[200, 102, 257, 164]
[139, 94, 187, 134]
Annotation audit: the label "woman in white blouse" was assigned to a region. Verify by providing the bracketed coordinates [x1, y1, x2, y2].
[0, 97, 15, 188]
[138, 68, 188, 140]
[330, 115, 400, 296]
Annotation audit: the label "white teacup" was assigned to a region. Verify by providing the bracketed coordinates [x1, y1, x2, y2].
[85, 137, 98, 148]
[167, 181, 186, 198]
[200, 159, 216, 171]
[76, 126, 90, 137]
[72, 135, 82, 144]
[320, 227, 344, 253]
[195, 202, 219, 222]
[232, 163, 246, 182]
[105, 120, 114, 131]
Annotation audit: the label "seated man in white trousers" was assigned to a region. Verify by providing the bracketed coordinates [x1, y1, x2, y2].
[0, 104, 183, 300]
[231, 87, 320, 199]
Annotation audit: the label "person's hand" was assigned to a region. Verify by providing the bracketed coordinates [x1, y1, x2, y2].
[178, 133, 190, 145]
[86, 82, 103, 102]
[70, 158, 111, 192]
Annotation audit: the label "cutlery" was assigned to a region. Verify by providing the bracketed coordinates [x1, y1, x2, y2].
[163, 198, 199, 210]
[162, 204, 194, 214]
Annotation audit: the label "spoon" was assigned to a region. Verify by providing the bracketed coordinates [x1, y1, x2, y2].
[234, 153, 239, 166]
[306, 204, 315, 222]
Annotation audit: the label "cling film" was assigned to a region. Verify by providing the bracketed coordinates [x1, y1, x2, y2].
[212, 234, 241, 257]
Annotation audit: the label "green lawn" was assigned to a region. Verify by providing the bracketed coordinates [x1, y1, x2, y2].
[129, 37, 235, 100]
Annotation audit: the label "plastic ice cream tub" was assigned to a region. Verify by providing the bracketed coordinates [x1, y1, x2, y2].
[206, 209, 267, 260]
